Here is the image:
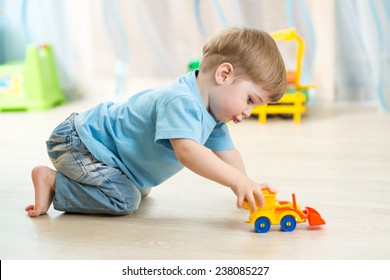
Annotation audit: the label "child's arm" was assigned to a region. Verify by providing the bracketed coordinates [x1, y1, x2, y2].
[212, 149, 247, 175]
[171, 138, 272, 210]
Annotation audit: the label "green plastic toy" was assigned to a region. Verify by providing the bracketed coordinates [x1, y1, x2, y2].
[187, 57, 200, 72]
[0, 44, 65, 111]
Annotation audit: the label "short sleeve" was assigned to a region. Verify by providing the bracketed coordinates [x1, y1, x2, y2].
[204, 121, 235, 151]
[155, 96, 203, 150]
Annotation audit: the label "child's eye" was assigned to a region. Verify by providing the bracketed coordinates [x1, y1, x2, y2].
[248, 98, 254, 104]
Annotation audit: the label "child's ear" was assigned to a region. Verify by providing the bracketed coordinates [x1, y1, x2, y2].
[215, 63, 233, 85]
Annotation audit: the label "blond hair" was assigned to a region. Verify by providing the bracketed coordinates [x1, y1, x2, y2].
[200, 27, 287, 102]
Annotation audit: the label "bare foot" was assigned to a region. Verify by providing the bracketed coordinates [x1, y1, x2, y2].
[25, 166, 56, 217]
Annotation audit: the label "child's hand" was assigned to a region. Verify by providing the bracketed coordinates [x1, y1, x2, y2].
[230, 177, 278, 211]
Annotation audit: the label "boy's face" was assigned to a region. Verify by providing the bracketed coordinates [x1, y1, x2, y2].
[209, 79, 269, 123]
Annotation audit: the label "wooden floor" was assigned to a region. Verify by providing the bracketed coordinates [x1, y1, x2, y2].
[1, 101, 389, 260]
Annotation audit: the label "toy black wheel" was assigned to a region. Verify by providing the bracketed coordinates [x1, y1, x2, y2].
[280, 215, 297, 232]
[254, 217, 271, 233]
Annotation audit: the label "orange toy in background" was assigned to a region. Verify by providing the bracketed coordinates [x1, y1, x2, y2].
[287, 70, 296, 85]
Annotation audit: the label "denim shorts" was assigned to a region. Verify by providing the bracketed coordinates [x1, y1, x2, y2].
[47, 113, 150, 215]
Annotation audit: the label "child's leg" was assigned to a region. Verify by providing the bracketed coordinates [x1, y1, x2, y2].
[53, 168, 141, 215]
[25, 166, 56, 217]
[47, 113, 142, 215]
[27, 113, 142, 217]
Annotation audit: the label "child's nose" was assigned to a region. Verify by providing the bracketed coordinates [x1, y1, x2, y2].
[243, 107, 252, 118]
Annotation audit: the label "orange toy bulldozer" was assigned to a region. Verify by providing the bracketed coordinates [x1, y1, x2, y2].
[243, 188, 325, 233]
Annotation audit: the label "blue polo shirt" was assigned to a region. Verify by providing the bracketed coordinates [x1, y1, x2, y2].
[74, 71, 234, 188]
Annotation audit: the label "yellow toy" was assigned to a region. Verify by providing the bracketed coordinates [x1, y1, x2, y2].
[243, 188, 325, 233]
[251, 28, 316, 123]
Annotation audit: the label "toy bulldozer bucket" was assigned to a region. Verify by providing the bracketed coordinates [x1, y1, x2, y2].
[303, 206, 326, 226]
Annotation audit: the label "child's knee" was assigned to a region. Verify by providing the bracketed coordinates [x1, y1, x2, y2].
[110, 203, 139, 215]
[114, 189, 142, 215]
